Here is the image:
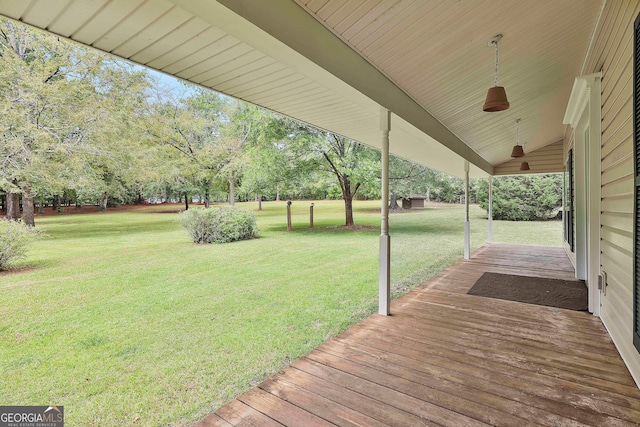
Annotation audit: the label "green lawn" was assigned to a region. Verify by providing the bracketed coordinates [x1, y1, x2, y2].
[0, 201, 561, 426]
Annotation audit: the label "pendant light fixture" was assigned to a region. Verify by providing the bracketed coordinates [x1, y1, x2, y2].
[519, 139, 530, 171]
[511, 119, 524, 158]
[520, 154, 530, 171]
[483, 34, 510, 112]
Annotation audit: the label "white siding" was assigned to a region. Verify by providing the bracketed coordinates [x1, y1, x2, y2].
[494, 140, 564, 175]
[568, 0, 640, 385]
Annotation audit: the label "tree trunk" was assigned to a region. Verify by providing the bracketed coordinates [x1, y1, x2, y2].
[276, 186, 280, 202]
[6, 190, 14, 219]
[344, 196, 354, 226]
[184, 193, 189, 210]
[52, 194, 59, 211]
[341, 176, 353, 226]
[22, 186, 35, 227]
[389, 193, 400, 210]
[425, 188, 430, 202]
[229, 170, 235, 206]
[100, 193, 108, 211]
[6, 189, 21, 220]
[204, 188, 210, 208]
[258, 196, 262, 211]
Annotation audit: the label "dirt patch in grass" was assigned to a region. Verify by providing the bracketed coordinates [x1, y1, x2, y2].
[0, 265, 36, 276]
[327, 225, 376, 231]
[365, 207, 440, 214]
[16, 203, 196, 218]
[31, 204, 144, 217]
[390, 208, 419, 213]
[152, 209, 184, 214]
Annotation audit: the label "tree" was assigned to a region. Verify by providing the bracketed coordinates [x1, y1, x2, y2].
[388, 156, 432, 209]
[0, 18, 150, 225]
[239, 115, 321, 203]
[144, 89, 273, 208]
[144, 89, 220, 208]
[315, 134, 379, 226]
[215, 100, 256, 206]
[428, 172, 465, 203]
[476, 174, 563, 221]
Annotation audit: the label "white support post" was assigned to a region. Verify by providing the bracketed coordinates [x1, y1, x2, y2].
[488, 176, 493, 244]
[563, 72, 602, 301]
[464, 161, 470, 260]
[379, 108, 391, 316]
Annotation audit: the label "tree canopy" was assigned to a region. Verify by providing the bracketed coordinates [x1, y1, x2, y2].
[0, 18, 150, 224]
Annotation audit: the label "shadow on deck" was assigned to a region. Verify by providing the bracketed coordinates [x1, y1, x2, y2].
[197, 243, 640, 426]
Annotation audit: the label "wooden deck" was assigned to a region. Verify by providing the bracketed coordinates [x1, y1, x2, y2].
[196, 243, 640, 426]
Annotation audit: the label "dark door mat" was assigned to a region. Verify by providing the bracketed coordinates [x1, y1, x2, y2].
[467, 272, 588, 311]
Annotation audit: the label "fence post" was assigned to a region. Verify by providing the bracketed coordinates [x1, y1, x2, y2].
[310, 203, 314, 228]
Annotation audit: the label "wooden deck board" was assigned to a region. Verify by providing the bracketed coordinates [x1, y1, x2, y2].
[356, 312, 632, 380]
[271, 367, 439, 427]
[200, 243, 640, 426]
[317, 339, 626, 426]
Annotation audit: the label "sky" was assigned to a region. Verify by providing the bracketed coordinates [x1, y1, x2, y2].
[144, 66, 196, 99]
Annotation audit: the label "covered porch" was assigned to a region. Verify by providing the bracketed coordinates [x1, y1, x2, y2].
[199, 243, 640, 426]
[2, 1, 640, 424]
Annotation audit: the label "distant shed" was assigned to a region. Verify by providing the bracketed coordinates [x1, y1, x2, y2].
[402, 195, 426, 209]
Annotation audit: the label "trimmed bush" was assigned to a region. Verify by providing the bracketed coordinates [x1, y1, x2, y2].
[0, 219, 42, 270]
[476, 175, 562, 221]
[178, 207, 259, 244]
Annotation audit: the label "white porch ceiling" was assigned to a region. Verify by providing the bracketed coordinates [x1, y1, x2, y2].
[292, 0, 603, 166]
[0, 0, 604, 178]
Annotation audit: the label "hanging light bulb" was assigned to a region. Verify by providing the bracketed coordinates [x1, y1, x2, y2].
[511, 119, 524, 158]
[483, 34, 510, 112]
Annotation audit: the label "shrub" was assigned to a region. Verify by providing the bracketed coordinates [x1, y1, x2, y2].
[178, 207, 259, 244]
[0, 219, 42, 270]
[476, 175, 562, 221]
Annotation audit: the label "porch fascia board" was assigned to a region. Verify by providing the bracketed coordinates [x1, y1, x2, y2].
[213, 0, 493, 176]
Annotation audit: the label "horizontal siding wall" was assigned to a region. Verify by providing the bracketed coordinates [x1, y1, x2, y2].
[581, 0, 640, 385]
[494, 140, 564, 175]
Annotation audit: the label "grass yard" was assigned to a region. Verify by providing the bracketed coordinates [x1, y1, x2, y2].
[0, 200, 561, 426]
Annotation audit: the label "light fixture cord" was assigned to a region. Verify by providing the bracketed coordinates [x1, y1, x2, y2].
[516, 119, 520, 146]
[494, 41, 499, 87]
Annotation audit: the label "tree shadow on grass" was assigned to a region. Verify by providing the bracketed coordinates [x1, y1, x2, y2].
[261, 220, 462, 238]
[261, 225, 378, 235]
[389, 221, 464, 236]
[43, 219, 177, 241]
